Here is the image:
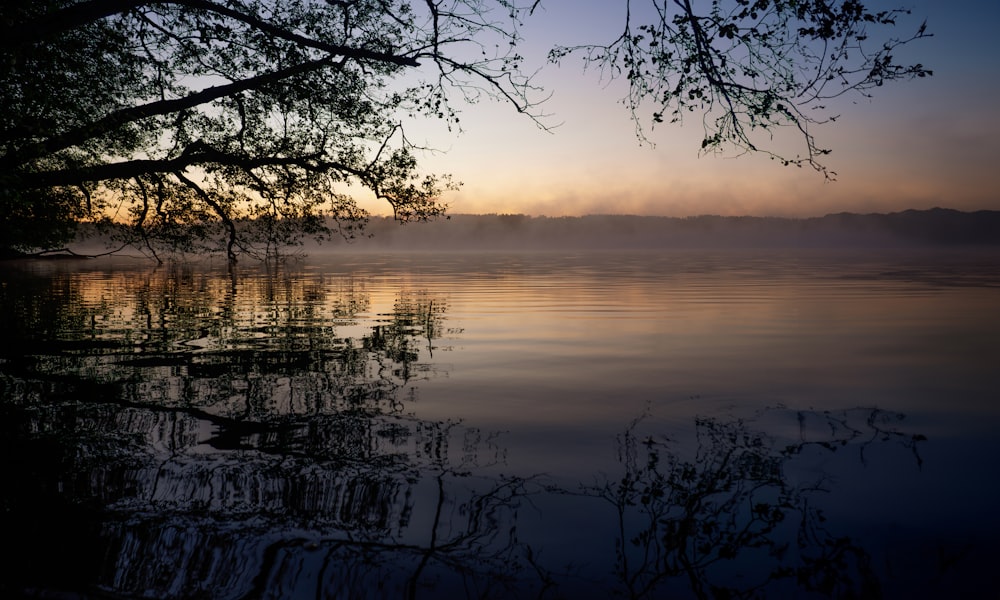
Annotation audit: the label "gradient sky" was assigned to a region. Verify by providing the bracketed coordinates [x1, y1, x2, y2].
[359, 0, 1000, 218]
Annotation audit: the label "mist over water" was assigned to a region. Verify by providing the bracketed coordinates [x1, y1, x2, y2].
[304, 210, 1000, 253]
[2, 247, 998, 598]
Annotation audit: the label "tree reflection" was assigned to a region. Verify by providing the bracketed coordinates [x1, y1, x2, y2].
[2, 398, 930, 598]
[0, 265, 938, 598]
[1, 397, 540, 598]
[0, 263, 544, 598]
[575, 408, 926, 599]
[0, 262, 447, 415]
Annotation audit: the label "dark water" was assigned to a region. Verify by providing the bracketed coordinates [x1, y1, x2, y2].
[2, 249, 998, 599]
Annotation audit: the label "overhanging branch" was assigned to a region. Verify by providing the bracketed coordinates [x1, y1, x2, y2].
[11, 144, 363, 189]
[3, 56, 339, 169]
[2, 0, 420, 69]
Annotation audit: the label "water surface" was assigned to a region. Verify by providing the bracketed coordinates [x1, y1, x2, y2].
[2, 249, 998, 598]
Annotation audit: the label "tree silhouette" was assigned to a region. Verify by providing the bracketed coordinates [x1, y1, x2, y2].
[551, 0, 931, 178]
[1, 1, 930, 258]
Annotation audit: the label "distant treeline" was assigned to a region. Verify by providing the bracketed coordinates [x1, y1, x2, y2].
[327, 208, 1000, 251]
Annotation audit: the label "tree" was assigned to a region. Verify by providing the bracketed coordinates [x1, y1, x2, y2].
[0, 1, 930, 261]
[551, 0, 932, 174]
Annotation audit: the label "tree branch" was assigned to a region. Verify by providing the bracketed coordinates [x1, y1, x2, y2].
[174, 170, 239, 264]
[3, 55, 339, 169]
[3, 0, 420, 68]
[12, 143, 363, 189]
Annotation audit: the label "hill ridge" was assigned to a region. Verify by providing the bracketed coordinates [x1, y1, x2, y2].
[322, 208, 1000, 250]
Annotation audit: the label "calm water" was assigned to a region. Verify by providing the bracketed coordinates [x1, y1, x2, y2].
[2, 249, 998, 599]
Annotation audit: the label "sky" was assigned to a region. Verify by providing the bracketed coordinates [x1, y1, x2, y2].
[361, 0, 1000, 218]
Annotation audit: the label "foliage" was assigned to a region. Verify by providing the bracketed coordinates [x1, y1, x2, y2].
[0, 0, 534, 261]
[0, 185, 88, 256]
[0, 1, 930, 259]
[550, 0, 931, 177]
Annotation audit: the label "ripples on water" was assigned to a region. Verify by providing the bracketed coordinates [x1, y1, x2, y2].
[1, 249, 998, 598]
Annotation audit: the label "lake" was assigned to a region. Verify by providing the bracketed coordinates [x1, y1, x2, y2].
[2, 248, 998, 598]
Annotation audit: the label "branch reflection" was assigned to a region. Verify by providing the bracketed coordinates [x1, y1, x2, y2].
[0, 264, 943, 598]
[569, 408, 927, 599]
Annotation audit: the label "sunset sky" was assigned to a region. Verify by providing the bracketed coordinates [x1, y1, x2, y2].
[364, 0, 1000, 218]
